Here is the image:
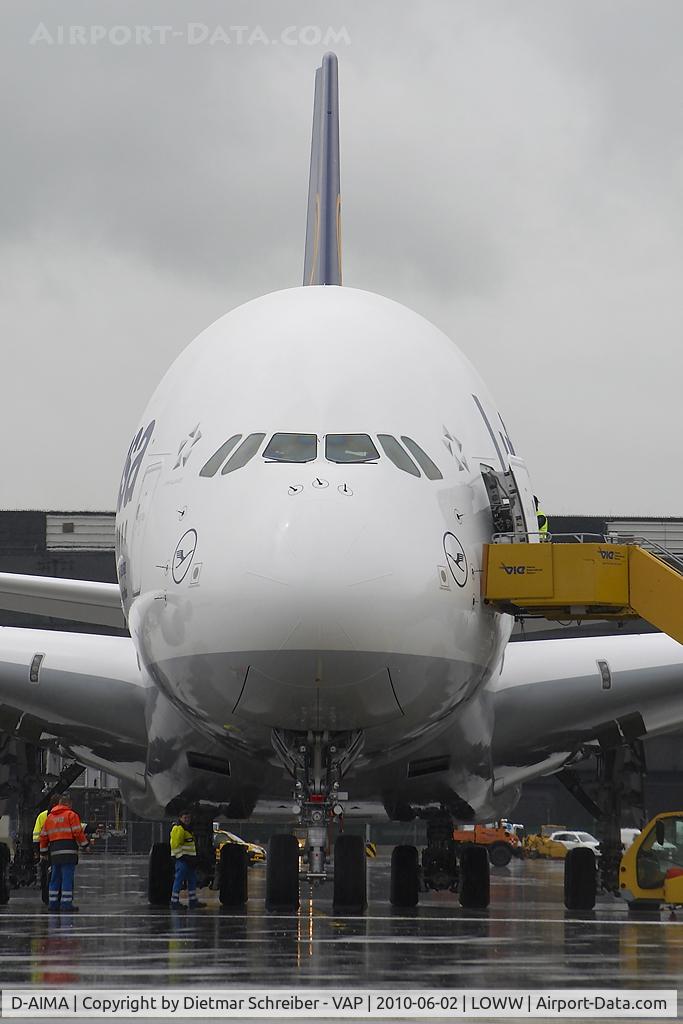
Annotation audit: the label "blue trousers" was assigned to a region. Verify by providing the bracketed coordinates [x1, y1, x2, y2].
[171, 857, 197, 904]
[48, 862, 75, 908]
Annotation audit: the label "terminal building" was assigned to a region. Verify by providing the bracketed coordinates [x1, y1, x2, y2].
[0, 510, 681, 838]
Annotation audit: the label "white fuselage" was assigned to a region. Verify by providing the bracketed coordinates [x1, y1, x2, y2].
[115, 286, 517, 811]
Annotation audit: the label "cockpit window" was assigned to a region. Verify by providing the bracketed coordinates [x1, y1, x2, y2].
[221, 433, 266, 474]
[376, 434, 420, 477]
[400, 436, 443, 480]
[325, 434, 379, 464]
[200, 435, 242, 478]
[263, 433, 317, 463]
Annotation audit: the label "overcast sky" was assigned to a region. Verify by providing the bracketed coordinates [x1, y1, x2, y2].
[2, 0, 681, 514]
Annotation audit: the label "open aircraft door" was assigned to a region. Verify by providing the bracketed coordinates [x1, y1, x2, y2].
[481, 455, 540, 543]
[508, 456, 540, 541]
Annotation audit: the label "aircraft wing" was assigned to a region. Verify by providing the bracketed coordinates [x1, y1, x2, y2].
[490, 632, 683, 790]
[0, 626, 147, 772]
[0, 572, 125, 629]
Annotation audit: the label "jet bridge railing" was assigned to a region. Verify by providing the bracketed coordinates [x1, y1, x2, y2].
[483, 535, 683, 645]
[606, 534, 683, 575]
[493, 530, 683, 575]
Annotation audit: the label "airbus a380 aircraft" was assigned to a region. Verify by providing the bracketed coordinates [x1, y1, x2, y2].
[1, 54, 683, 911]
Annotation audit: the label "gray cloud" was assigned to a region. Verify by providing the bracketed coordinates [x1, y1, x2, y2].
[1, 0, 682, 512]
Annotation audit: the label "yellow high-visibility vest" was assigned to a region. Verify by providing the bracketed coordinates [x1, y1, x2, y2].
[32, 810, 48, 844]
[170, 824, 197, 858]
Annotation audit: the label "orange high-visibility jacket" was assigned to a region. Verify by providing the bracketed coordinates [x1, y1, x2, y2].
[39, 804, 89, 864]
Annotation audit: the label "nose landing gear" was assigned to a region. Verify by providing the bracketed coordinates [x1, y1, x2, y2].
[270, 728, 367, 913]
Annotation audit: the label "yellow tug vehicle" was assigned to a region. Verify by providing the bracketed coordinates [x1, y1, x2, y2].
[523, 825, 568, 860]
[619, 812, 683, 912]
[563, 812, 683, 913]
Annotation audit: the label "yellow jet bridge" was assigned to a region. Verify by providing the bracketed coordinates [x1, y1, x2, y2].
[483, 540, 683, 645]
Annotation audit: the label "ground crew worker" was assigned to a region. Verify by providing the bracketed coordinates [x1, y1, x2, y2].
[33, 795, 61, 904]
[170, 809, 206, 909]
[39, 794, 91, 913]
[32, 795, 61, 858]
[534, 496, 549, 540]
[32, 811, 47, 850]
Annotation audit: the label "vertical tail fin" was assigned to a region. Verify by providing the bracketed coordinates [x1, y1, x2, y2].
[303, 52, 342, 286]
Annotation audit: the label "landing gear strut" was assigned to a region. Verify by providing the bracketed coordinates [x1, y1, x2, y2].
[413, 807, 491, 909]
[421, 811, 459, 893]
[558, 732, 646, 909]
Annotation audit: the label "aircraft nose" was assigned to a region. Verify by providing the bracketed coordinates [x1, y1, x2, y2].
[276, 496, 375, 583]
[228, 494, 410, 730]
[193, 477, 438, 664]
[256, 495, 391, 650]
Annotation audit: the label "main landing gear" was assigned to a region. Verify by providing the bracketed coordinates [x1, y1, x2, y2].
[557, 729, 647, 912]
[390, 808, 490, 909]
[148, 810, 240, 908]
[147, 780, 490, 913]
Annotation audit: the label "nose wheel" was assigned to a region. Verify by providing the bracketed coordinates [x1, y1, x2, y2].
[333, 834, 367, 913]
[265, 833, 300, 911]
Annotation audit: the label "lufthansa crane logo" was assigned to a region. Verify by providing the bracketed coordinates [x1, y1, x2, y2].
[443, 532, 468, 588]
[172, 529, 198, 584]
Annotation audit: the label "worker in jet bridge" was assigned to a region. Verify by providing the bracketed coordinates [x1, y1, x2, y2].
[534, 496, 549, 540]
[169, 809, 206, 910]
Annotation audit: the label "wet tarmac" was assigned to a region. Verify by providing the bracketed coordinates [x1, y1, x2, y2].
[0, 853, 680, 1017]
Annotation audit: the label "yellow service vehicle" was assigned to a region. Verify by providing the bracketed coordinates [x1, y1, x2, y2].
[523, 825, 568, 860]
[213, 829, 266, 866]
[619, 811, 683, 912]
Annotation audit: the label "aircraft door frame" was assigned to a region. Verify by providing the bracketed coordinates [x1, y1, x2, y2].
[507, 455, 540, 542]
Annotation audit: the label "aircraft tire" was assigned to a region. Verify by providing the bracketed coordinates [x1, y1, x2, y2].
[489, 843, 509, 868]
[219, 843, 248, 907]
[627, 900, 661, 917]
[265, 834, 299, 912]
[390, 845, 419, 907]
[459, 844, 490, 908]
[333, 834, 367, 913]
[563, 848, 596, 910]
[488, 842, 512, 867]
[148, 842, 174, 906]
[0, 843, 9, 905]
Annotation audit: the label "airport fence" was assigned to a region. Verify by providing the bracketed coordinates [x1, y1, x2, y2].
[89, 821, 167, 855]
[89, 820, 428, 855]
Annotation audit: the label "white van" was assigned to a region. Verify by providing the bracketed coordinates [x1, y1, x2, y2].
[620, 828, 641, 850]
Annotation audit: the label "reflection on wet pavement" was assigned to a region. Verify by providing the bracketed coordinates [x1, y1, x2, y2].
[0, 854, 681, 993]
